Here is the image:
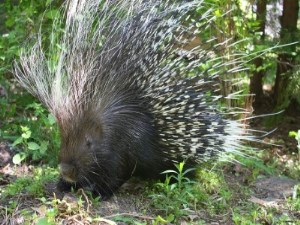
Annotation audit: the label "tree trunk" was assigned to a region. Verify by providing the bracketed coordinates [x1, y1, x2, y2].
[273, 0, 299, 109]
[250, 0, 267, 111]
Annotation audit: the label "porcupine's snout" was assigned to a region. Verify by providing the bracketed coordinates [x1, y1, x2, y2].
[59, 163, 78, 183]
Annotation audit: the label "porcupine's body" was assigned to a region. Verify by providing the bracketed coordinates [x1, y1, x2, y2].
[15, 0, 250, 197]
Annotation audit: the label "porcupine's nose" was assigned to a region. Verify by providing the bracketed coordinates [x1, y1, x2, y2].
[59, 163, 78, 183]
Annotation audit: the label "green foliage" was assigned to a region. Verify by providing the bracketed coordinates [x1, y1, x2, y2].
[288, 189, 300, 211]
[0, 0, 62, 166]
[0, 0, 61, 73]
[149, 162, 197, 223]
[195, 169, 233, 214]
[1, 166, 58, 198]
[112, 215, 148, 225]
[148, 162, 235, 223]
[0, 0, 61, 164]
[232, 202, 300, 225]
[287, 129, 300, 178]
[237, 155, 276, 177]
[289, 130, 300, 152]
[0, 101, 60, 166]
[148, 155, 295, 224]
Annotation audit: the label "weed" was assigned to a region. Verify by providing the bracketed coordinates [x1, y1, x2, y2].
[149, 162, 199, 223]
[289, 129, 300, 161]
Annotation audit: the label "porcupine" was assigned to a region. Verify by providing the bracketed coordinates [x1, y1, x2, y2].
[14, 0, 253, 197]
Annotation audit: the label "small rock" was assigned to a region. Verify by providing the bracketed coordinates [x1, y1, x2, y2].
[0, 142, 13, 168]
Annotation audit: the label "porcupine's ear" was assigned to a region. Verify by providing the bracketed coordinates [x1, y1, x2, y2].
[83, 121, 104, 146]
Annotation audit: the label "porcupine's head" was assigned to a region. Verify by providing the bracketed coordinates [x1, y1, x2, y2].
[56, 108, 134, 196]
[57, 110, 103, 185]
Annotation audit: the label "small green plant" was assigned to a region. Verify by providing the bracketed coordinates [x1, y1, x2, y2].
[289, 129, 300, 159]
[161, 161, 196, 191]
[286, 130, 300, 178]
[152, 215, 175, 225]
[149, 162, 197, 223]
[149, 163, 240, 223]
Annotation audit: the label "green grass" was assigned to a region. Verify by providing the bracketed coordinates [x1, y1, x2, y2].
[1, 166, 58, 198]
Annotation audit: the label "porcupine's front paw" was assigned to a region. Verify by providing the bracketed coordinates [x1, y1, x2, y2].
[56, 177, 120, 200]
[91, 178, 127, 200]
[56, 177, 78, 192]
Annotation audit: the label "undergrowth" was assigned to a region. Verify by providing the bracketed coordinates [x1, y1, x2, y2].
[0, 157, 299, 224]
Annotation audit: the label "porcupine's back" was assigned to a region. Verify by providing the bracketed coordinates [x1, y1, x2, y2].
[14, 0, 253, 195]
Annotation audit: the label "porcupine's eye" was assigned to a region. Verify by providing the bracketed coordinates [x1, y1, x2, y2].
[85, 135, 92, 148]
